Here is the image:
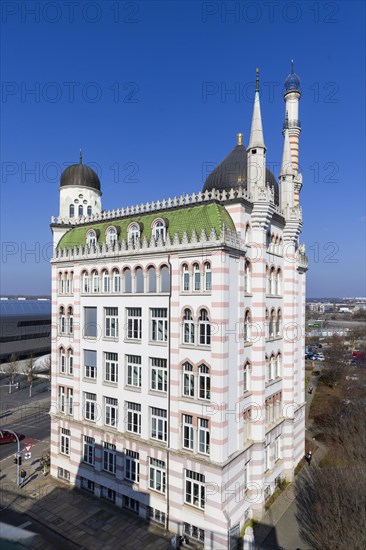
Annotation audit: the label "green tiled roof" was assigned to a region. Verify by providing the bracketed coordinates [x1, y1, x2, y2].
[58, 203, 235, 250]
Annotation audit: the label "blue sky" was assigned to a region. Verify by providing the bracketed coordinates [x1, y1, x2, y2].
[1, 0, 365, 297]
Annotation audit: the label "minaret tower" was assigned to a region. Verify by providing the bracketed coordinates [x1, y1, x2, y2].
[280, 128, 295, 214]
[283, 61, 302, 206]
[247, 68, 266, 197]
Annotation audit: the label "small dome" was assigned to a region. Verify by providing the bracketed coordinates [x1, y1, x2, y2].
[203, 143, 279, 205]
[60, 163, 101, 191]
[284, 61, 301, 94]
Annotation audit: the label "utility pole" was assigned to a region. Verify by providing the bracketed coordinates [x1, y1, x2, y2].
[7, 429, 22, 486]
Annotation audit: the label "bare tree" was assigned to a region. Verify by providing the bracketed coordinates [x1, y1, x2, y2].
[23, 356, 37, 398]
[41, 355, 51, 383]
[6, 353, 19, 394]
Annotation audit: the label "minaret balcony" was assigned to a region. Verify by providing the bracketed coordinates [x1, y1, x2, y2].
[283, 119, 301, 130]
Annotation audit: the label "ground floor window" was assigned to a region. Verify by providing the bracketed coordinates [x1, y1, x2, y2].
[183, 522, 205, 543]
[57, 467, 70, 482]
[80, 477, 95, 493]
[101, 486, 116, 503]
[147, 506, 166, 526]
[123, 495, 139, 514]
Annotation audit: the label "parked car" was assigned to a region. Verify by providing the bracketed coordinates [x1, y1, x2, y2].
[0, 430, 19, 444]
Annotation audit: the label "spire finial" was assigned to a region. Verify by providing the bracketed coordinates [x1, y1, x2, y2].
[237, 132, 243, 146]
[291, 59, 294, 72]
[79, 149, 82, 164]
[255, 68, 260, 92]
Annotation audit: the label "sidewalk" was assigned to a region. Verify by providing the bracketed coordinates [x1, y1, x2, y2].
[1, 451, 173, 550]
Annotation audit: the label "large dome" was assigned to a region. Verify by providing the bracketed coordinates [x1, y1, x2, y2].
[203, 143, 279, 205]
[60, 163, 101, 191]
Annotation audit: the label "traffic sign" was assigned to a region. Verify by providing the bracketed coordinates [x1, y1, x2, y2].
[24, 452, 31, 460]
[24, 445, 32, 452]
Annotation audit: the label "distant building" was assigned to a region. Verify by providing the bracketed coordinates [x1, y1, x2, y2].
[50, 65, 307, 548]
[0, 299, 51, 363]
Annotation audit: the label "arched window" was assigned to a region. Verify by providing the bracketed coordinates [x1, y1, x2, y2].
[204, 262, 212, 291]
[69, 204, 75, 218]
[59, 307, 65, 334]
[69, 272, 74, 293]
[135, 267, 144, 293]
[269, 355, 276, 381]
[82, 271, 90, 293]
[153, 220, 166, 242]
[183, 309, 195, 344]
[198, 309, 211, 346]
[198, 364, 210, 400]
[270, 267, 276, 295]
[276, 309, 282, 336]
[276, 354, 281, 378]
[87, 206, 92, 216]
[65, 272, 70, 294]
[78, 205, 83, 217]
[67, 306, 73, 335]
[276, 269, 281, 295]
[243, 361, 251, 393]
[112, 269, 120, 293]
[102, 270, 110, 293]
[244, 261, 251, 294]
[87, 230, 97, 247]
[182, 362, 194, 397]
[58, 273, 63, 294]
[265, 309, 269, 339]
[244, 310, 251, 343]
[67, 348, 74, 375]
[107, 227, 117, 247]
[160, 265, 170, 292]
[269, 309, 276, 338]
[265, 355, 270, 382]
[245, 224, 251, 245]
[124, 268, 132, 293]
[59, 347, 66, 373]
[129, 223, 140, 246]
[92, 270, 99, 293]
[266, 266, 271, 295]
[193, 263, 201, 292]
[182, 264, 190, 292]
[148, 266, 157, 293]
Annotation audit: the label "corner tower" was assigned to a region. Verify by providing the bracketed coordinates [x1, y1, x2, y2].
[59, 151, 102, 221]
[283, 61, 302, 206]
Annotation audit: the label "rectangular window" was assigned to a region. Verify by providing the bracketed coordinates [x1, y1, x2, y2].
[149, 457, 166, 494]
[80, 477, 95, 493]
[126, 308, 142, 340]
[183, 523, 205, 544]
[151, 407, 167, 442]
[150, 358, 167, 392]
[84, 349, 97, 379]
[105, 352, 118, 383]
[105, 397, 118, 427]
[275, 436, 281, 461]
[125, 450, 140, 483]
[123, 496, 139, 514]
[57, 467, 70, 482]
[60, 428, 70, 455]
[84, 307, 97, 338]
[182, 364, 195, 397]
[182, 414, 194, 450]
[244, 461, 250, 490]
[84, 392, 97, 422]
[147, 507, 166, 527]
[68, 351, 73, 375]
[126, 402, 141, 434]
[67, 387, 73, 415]
[126, 355, 142, 387]
[265, 444, 271, 471]
[101, 486, 116, 502]
[198, 418, 210, 455]
[59, 386, 65, 413]
[105, 307, 118, 338]
[103, 442, 116, 474]
[83, 436, 95, 465]
[185, 470, 205, 510]
[150, 308, 168, 342]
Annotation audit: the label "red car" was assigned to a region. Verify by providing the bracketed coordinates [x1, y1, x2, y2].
[0, 430, 19, 444]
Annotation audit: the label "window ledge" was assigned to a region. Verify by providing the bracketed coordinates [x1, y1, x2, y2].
[265, 377, 282, 388]
[244, 342, 252, 347]
[82, 377, 97, 383]
[124, 339, 142, 344]
[148, 341, 168, 347]
[148, 390, 167, 397]
[103, 337, 119, 343]
[124, 385, 142, 393]
[103, 380, 119, 387]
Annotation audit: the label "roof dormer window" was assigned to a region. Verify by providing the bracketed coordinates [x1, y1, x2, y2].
[87, 229, 97, 247]
[152, 219, 166, 242]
